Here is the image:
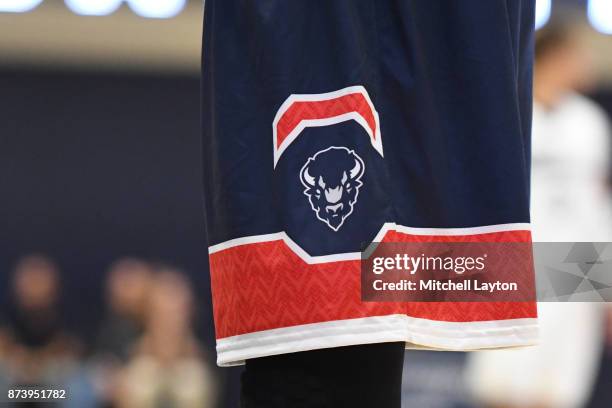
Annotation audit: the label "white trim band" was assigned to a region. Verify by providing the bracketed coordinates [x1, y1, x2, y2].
[208, 222, 532, 264]
[216, 315, 539, 366]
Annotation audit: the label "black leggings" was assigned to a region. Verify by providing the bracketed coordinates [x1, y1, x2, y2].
[240, 342, 405, 408]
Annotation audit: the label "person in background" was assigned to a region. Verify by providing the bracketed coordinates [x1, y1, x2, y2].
[530, 23, 612, 240]
[114, 268, 215, 408]
[96, 258, 153, 362]
[77, 258, 155, 407]
[466, 22, 612, 408]
[1, 255, 79, 388]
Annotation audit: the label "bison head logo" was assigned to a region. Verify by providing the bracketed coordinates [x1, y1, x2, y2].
[300, 146, 365, 231]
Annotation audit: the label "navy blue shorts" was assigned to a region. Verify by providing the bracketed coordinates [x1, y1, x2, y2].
[202, 0, 537, 366]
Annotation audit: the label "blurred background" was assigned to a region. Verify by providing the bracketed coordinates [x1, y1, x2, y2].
[0, 0, 611, 407]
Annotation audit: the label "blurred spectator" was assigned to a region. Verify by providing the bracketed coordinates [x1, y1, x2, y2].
[1, 255, 79, 386]
[96, 258, 153, 363]
[466, 22, 612, 408]
[530, 23, 612, 241]
[114, 268, 215, 408]
[79, 258, 154, 407]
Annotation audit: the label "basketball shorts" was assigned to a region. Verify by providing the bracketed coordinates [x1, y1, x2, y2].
[202, 0, 538, 366]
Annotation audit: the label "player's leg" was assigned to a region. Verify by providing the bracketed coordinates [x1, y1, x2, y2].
[240, 342, 405, 408]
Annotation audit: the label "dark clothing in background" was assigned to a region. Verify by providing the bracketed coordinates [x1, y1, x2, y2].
[95, 312, 142, 362]
[6, 305, 62, 349]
